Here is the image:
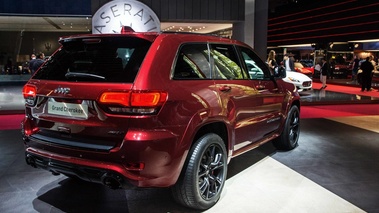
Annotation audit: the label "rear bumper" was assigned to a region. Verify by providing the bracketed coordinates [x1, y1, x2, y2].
[22, 112, 186, 188]
[25, 147, 137, 189]
[23, 126, 185, 189]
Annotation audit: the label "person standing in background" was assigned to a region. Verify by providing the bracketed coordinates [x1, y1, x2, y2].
[266, 50, 278, 75]
[351, 55, 360, 84]
[369, 55, 377, 91]
[314, 61, 321, 77]
[266, 50, 278, 69]
[28, 54, 36, 74]
[5, 57, 13, 74]
[329, 59, 335, 79]
[283, 53, 294, 71]
[360, 57, 374, 92]
[29, 52, 45, 75]
[370, 55, 377, 73]
[320, 58, 328, 89]
[29, 53, 36, 74]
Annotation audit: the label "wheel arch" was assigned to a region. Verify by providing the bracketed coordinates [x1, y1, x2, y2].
[292, 99, 301, 112]
[192, 121, 229, 154]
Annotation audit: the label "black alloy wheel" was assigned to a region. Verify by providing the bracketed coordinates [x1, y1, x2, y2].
[273, 105, 300, 150]
[172, 133, 227, 210]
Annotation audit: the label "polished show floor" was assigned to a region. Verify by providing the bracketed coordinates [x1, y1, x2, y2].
[0, 82, 379, 212]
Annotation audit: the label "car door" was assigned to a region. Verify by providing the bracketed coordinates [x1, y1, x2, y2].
[210, 43, 285, 152]
[238, 46, 286, 137]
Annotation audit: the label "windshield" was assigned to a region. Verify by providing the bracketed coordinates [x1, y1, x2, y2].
[33, 36, 152, 83]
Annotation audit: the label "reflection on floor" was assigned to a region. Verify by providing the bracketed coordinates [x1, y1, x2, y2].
[0, 82, 25, 114]
[208, 156, 364, 213]
[301, 104, 379, 119]
[300, 82, 379, 105]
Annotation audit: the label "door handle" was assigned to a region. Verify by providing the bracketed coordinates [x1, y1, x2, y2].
[219, 85, 231, 92]
[255, 85, 265, 90]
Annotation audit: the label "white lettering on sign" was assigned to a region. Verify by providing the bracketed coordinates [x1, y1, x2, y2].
[92, 0, 161, 34]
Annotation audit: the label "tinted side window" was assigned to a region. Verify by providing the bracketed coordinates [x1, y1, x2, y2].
[173, 44, 211, 79]
[210, 44, 248, 80]
[238, 46, 270, 80]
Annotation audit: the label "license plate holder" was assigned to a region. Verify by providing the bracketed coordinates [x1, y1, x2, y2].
[47, 99, 88, 119]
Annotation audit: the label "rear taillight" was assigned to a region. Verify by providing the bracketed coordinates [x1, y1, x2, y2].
[22, 84, 37, 106]
[99, 92, 131, 106]
[99, 91, 167, 115]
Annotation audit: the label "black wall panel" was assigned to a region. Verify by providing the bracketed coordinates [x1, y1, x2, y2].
[192, 0, 201, 20]
[176, 1, 185, 20]
[92, 0, 244, 22]
[0, 0, 91, 15]
[215, 0, 224, 21]
[168, 0, 177, 20]
[160, 0, 169, 20]
[268, 0, 379, 46]
[184, 1, 193, 20]
[200, 0, 209, 20]
[231, 0, 241, 21]
[208, 0, 216, 20]
[223, 0, 231, 21]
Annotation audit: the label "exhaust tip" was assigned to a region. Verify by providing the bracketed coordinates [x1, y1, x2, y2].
[25, 154, 37, 168]
[101, 173, 123, 189]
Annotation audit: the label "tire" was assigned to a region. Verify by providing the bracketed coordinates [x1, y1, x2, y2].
[273, 105, 300, 150]
[171, 133, 227, 210]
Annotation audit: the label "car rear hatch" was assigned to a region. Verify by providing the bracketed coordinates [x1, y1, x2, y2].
[22, 34, 158, 153]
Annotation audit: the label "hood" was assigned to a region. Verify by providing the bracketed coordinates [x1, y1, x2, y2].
[286, 71, 312, 81]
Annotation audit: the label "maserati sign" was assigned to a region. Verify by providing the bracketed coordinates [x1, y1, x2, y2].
[92, 0, 161, 34]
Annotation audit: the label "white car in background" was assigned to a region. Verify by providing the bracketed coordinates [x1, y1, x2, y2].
[283, 70, 312, 92]
[246, 60, 312, 92]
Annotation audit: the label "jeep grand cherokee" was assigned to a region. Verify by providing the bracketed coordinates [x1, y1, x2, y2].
[22, 31, 300, 210]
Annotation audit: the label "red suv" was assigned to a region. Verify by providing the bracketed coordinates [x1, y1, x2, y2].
[22, 32, 300, 210]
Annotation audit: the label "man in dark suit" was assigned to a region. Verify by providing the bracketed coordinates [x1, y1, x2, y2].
[360, 57, 374, 92]
[320, 58, 328, 89]
[283, 53, 294, 71]
[29, 52, 45, 75]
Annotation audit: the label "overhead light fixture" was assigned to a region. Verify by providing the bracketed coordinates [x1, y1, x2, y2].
[277, 44, 312, 48]
[348, 39, 379, 43]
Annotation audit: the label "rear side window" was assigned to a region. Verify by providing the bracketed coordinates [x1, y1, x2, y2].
[33, 37, 152, 83]
[210, 44, 248, 80]
[173, 44, 211, 79]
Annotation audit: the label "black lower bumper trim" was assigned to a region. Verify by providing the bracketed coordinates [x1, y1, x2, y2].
[25, 152, 135, 189]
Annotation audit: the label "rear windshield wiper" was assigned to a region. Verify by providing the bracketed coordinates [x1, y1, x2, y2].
[65, 72, 106, 81]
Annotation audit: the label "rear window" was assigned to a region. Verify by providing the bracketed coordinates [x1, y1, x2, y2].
[33, 37, 152, 83]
